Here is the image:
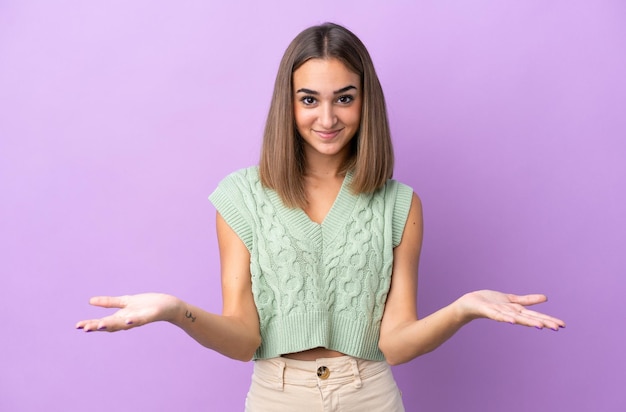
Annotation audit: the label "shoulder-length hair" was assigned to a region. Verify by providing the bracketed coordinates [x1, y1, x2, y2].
[259, 22, 394, 208]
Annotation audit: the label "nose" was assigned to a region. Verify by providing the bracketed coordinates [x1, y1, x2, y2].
[318, 102, 337, 129]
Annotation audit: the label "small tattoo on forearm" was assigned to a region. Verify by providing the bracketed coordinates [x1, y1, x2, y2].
[185, 310, 196, 322]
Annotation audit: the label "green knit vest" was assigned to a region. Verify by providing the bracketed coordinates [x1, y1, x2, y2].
[209, 167, 413, 361]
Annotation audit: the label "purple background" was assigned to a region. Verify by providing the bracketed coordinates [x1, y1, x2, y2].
[1, 1, 624, 411]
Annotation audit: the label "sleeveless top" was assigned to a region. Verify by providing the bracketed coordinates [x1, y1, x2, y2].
[209, 166, 413, 360]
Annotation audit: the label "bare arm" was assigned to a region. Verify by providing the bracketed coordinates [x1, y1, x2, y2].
[378, 193, 566, 366]
[76, 212, 261, 362]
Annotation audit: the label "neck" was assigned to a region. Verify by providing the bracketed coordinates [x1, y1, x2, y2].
[304, 167, 345, 180]
[303, 150, 349, 179]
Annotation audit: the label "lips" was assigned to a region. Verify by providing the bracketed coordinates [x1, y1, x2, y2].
[314, 129, 342, 140]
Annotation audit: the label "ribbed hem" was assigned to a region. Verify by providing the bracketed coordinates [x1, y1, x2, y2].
[254, 311, 385, 362]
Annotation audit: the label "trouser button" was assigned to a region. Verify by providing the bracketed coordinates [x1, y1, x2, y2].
[317, 366, 330, 379]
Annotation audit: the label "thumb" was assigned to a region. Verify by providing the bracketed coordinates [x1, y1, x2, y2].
[89, 295, 129, 309]
[508, 293, 548, 306]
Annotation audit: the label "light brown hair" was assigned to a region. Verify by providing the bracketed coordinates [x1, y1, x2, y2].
[259, 22, 394, 208]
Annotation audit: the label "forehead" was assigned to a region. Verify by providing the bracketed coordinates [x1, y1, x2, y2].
[293, 58, 360, 90]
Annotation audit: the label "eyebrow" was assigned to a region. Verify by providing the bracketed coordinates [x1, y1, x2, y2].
[295, 85, 357, 95]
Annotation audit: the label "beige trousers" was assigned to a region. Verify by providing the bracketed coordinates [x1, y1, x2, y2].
[244, 355, 405, 411]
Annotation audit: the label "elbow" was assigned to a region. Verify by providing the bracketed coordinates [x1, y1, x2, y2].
[379, 338, 404, 366]
[231, 353, 255, 362]
[230, 349, 254, 362]
[381, 348, 407, 367]
[232, 334, 262, 362]
[384, 356, 403, 367]
[379, 337, 432, 366]
[383, 348, 433, 366]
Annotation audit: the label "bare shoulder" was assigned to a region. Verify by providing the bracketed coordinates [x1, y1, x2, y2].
[401, 192, 423, 247]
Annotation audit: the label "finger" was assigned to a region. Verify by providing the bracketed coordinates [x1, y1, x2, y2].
[77, 316, 136, 332]
[75, 320, 89, 329]
[508, 308, 566, 331]
[75, 319, 106, 332]
[517, 309, 566, 329]
[518, 308, 560, 323]
[506, 293, 548, 307]
[89, 296, 129, 309]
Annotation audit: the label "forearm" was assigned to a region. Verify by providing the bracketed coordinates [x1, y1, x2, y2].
[169, 300, 261, 362]
[380, 297, 470, 366]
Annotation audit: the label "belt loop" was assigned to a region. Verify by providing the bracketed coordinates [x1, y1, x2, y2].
[350, 358, 362, 389]
[275, 360, 286, 391]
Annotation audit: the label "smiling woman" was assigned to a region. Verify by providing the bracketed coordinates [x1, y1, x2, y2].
[76, 22, 565, 412]
[259, 23, 395, 209]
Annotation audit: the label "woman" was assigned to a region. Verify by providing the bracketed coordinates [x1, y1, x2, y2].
[76, 23, 565, 411]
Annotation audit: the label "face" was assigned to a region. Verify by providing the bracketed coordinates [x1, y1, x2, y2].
[292, 58, 362, 163]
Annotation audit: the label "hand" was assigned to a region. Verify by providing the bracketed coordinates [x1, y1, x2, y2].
[457, 290, 566, 331]
[75, 293, 182, 332]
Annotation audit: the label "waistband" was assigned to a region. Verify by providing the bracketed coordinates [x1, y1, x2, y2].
[253, 355, 390, 390]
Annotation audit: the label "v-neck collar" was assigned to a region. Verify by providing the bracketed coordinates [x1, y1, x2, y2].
[266, 171, 357, 246]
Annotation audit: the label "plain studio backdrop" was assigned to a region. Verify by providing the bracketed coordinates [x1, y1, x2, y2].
[1, 1, 624, 411]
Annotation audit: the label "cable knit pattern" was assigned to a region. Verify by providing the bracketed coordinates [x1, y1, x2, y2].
[209, 166, 413, 361]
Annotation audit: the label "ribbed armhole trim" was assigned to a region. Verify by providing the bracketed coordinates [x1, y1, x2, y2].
[209, 180, 254, 252]
[391, 182, 414, 247]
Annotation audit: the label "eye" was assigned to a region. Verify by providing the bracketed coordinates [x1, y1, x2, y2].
[300, 96, 317, 105]
[337, 95, 354, 104]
